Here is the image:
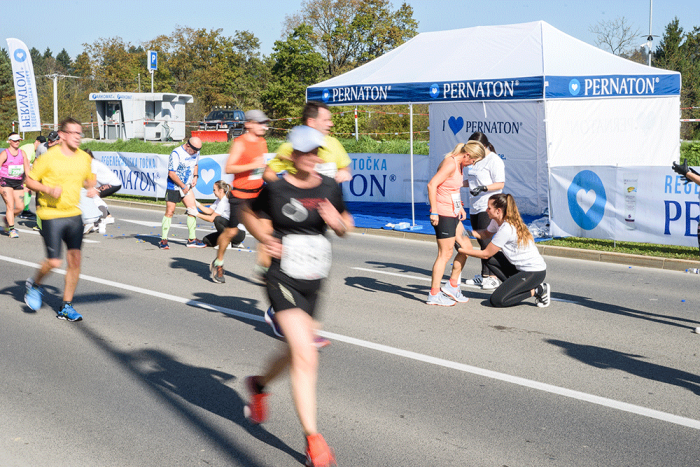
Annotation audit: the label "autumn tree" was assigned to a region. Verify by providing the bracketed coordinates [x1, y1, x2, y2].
[261, 24, 325, 122]
[284, 0, 418, 76]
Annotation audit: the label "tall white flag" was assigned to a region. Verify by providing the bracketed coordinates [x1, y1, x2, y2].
[6, 38, 41, 132]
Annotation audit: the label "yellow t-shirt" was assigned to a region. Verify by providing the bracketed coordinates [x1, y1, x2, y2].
[29, 146, 94, 220]
[267, 135, 351, 174]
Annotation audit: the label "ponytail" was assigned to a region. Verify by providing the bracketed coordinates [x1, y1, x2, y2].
[489, 193, 533, 247]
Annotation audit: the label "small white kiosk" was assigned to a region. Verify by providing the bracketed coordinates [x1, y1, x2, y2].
[89, 92, 193, 141]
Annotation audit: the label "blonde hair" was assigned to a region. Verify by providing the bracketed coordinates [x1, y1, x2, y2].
[214, 180, 231, 195]
[489, 193, 533, 247]
[444, 141, 486, 163]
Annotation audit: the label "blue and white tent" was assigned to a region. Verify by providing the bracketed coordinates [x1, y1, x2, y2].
[308, 21, 681, 223]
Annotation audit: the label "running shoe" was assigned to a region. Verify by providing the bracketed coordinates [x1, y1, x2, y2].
[24, 278, 43, 311]
[186, 238, 206, 248]
[210, 259, 225, 284]
[83, 223, 94, 235]
[440, 282, 469, 303]
[244, 376, 269, 424]
[464, 274, 483, 286]
[313, 336, 331, 349]
[481, 276, 501, 290]
[57, 303, 83, 322]
[159, 239, 170, 250]
[426, 291, 456, 306]
[104, 215, 115, 224]
[33, 225, 41, 231]
[8, 229, 19, 239]
[264, 306, 284, 338]
[19, 210, 35, 219]
[305, 433, 336, 467]
[536, 283, 551, 308]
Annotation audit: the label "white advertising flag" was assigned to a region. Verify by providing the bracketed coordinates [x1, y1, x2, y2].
[6, 38, 42, 132]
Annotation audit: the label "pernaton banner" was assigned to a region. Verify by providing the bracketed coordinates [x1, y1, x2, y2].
[6, 38, 41, 132]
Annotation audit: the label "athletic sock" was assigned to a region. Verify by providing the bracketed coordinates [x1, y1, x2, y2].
[62, 301, 72, 308]
[449, 278, 459, 287]
[8, 224, 14, 230]
[186, 215, 196, 239]
[214, 258, 223, 267]
[534, 285, 544, 297]
[161, 216, 172, 239]
[23, 192, 30, 210]
[430, 288, 440, 295]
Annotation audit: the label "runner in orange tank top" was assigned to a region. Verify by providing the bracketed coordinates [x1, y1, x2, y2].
[426, 141, 486, 306]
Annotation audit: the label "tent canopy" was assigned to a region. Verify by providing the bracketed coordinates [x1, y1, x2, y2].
[307, 21, 680, 105]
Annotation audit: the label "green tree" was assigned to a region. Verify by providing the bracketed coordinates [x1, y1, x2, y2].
[55, 49, 72, 73]
[0, 49, 16, 131]
[284, 0, 418, 76]
[261, 24, 325, 121]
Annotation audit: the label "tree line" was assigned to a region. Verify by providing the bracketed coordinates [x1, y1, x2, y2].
[1, 4, 698, 140]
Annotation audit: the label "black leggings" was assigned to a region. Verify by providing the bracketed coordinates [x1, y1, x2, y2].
[486, 252, 546, 307]
[470, 211, 491, 276]
[202, 216, 245, 247]
[98, 185, 121, 198]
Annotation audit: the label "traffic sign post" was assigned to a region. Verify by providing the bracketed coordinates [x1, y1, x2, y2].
[147, 51, 158, 93]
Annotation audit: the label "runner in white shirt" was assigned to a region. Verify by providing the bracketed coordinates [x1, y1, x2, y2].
[461, 193, 550, 308]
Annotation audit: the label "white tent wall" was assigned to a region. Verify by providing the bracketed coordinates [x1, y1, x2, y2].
[428, 101, 548, 215]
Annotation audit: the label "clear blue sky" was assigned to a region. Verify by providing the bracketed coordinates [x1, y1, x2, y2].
[4, 0, 699, 61]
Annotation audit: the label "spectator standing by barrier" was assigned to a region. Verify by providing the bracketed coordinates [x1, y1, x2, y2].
[461, 193, 550, 308]
[240, 125, 352, 467]
[426, 141, 485, 306]
[209, 110, 269, 284]
[463, 131, 505, 290]
[18, 135, 45, 219]
[159, 137, 205, 249]
[24, 118, 97, 321]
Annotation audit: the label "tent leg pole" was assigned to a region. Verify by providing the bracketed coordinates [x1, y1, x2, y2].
[410, 104, 415, 227]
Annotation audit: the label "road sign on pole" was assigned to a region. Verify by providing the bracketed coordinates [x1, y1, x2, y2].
[147, 51, 158, 71]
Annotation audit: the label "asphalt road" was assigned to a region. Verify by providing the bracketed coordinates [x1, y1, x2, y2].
[1, 204, 699, 466]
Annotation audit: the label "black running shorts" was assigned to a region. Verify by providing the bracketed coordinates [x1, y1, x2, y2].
[165, 189, 184, 203]
[265, 263, 322, 317]
[0, 177, 24, 190]
[433, 215, 459, 239]
[41, 215, 83, 259]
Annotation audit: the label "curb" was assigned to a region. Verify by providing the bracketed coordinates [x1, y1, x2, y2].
[106, 199, 700, 273]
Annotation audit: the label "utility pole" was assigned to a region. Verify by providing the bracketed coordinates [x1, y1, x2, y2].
[44, 73, 81, 130]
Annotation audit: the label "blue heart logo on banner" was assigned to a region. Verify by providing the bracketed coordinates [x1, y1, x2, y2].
[448, 116, 464, 135]
[567, 170, 606, 230]
[196, 158, 221, 196]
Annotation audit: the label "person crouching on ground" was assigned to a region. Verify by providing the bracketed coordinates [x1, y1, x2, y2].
[191, 180, 246, 248]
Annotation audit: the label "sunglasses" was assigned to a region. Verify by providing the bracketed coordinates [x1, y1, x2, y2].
[187, 142, 201, 152]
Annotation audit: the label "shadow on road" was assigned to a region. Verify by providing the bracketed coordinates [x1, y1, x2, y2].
[78, 324, 305, 466]
[547, 339, 700, 395]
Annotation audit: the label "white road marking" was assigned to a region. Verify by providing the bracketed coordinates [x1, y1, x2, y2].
[3, 254, 698, 430]
[122, 218, 248, 234]
[17, 228, 101, 243]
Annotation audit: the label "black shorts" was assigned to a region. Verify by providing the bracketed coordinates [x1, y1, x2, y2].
[265, 262, 322, 317]
[433, 215, 459, 239]
[226, 196, 249, 228]
[165, 189, 184, 203]
[0, 177, 24, 190]
[41, 215, 83, 259]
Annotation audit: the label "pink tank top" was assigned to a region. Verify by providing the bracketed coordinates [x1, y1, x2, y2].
[436, 156, 463, 217]
[0, 149, 25, 179]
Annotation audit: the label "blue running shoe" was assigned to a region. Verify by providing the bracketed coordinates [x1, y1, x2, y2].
[57, 303, 83, 322]
[24, 278, 43, 311]
[264, 306, 284, 338]
[186, 238, 206, 248]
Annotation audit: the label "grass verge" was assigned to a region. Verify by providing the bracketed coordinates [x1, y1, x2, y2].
[540, 237, 699, 261]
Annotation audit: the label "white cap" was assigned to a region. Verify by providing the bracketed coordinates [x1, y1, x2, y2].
[288, 125, 325, 153]
[8, 134, 21, 141]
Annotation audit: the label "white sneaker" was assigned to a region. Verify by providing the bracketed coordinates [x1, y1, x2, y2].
[98, 220, 107, 234]
[481, 276, 501, 290]
[464, 274, 483, 286]
[536, 283, 551, 308]
[83, 224, 94, 235]
[104, 216, 115, 225]
[440, 282, 469, 303]
[426, 291, 456, 306]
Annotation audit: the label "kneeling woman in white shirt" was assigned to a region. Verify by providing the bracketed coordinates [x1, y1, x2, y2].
[193, 180, 245, 247]
[461, 193, 550, 307]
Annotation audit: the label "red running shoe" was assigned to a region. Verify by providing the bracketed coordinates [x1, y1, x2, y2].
[306, 433, 336, 467]
[244, 376, 269, 424]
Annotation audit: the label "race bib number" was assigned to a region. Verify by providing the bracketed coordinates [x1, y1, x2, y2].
[281, 234, 332, 280]
[315, 162, 338, 178]
[451, 193, 462, 216]
[7, 165, 23, 177]
[249, 167, 265, 180]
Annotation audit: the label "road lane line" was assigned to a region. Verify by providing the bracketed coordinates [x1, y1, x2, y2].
[2, 254, 698, 430]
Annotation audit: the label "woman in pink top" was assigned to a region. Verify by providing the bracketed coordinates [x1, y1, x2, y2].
[1, 133, 30, 238]
[426, 141, 485, 306]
